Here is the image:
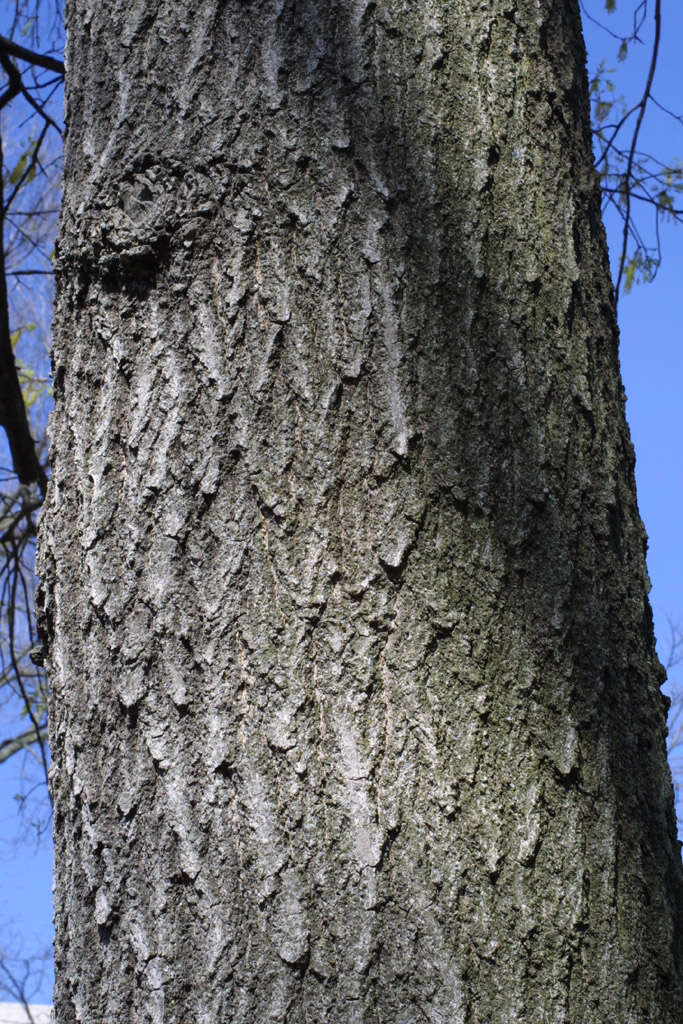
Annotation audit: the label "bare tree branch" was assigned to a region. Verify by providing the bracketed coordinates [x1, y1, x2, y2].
[615, 0, 662, 301]
[0, 32, 64, 76]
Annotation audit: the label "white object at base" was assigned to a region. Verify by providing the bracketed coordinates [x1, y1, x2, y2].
[0, 1005, 53, 1024]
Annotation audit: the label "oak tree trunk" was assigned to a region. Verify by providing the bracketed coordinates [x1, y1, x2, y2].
[40, 1, 683, 1021]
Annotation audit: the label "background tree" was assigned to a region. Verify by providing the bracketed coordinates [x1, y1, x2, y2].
[39, 2, 683, 1022]
[0, 6, 63, 1009]
[0, 1, 63, 798]
[0, 936, 52, 1021]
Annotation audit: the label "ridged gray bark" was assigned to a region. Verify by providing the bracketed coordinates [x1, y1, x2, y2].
[39, 1, 683, 1021]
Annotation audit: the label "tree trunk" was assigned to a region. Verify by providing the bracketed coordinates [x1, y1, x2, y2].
[39, 1, 683, 1021]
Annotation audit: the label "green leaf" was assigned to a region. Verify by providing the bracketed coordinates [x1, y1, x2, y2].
[605, 0, 616, 11]
[624, 257, 637, 293]
[8, 154, 27, 185]
[595, 99, 613, 124]
[623, 250, 657, 294]
[658, 190, 674, 213]
[618, 40, 628, 62]
[17, 358, 48, 410]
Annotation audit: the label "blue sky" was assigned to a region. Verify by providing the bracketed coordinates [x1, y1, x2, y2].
[598, 9, 683, 652]
[581, 3, 683, 656]
[1, 1, 682, 1006]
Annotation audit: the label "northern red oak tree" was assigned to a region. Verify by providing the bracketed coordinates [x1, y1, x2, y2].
[39, 1, 683, 1021]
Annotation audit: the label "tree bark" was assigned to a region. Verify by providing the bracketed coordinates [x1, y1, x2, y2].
[39, 1, 683, 1021]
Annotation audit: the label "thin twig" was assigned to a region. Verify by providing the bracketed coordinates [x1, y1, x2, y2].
[615, 0, 662, 301]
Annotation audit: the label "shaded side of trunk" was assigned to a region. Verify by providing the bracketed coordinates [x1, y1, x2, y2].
[40, 1, 683, 1021]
